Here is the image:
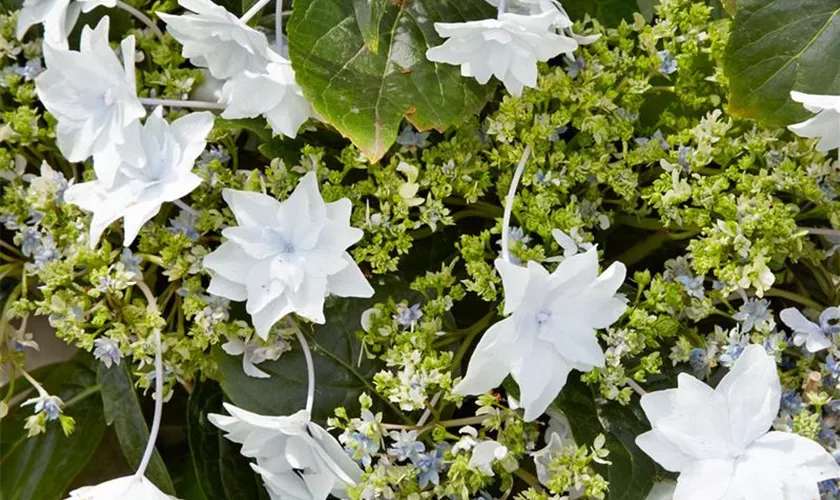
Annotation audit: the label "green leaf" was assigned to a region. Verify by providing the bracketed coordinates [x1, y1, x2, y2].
[723, 0, 840, 125]
[564, 0, 639, 26]
[98, 362, 175, 495]
[186, 380, 266, 500]
[353, 0, 389, 53]
[215, 285, 410, 423]
[0, 356, 106, 500]
[287, 0, 496, 161]
[553, 376, 658, 500]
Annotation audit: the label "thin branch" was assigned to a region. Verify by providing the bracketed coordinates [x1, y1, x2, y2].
[501, 145, 532, 264]
[116, 1, 164, 41]
[139, 97, 226, 110]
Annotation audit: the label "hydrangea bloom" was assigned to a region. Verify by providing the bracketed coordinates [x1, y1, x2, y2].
[158, 0, 274, 79]
[16, 0, 79, 48]
[220, 60, 311, 138]
[221, 336, 290, 378]
[65, 475, 179, 499]
[208, 403, 362, 500]
[35, 17, 145, 162]
[93, 338, 123, 368]
[780, 306, 840, 353]
[788, 91, 840, 152]
[203, 172, 374, 338]
[636, 344, 840, 499]
[454, 247, 626, 421]
[426, 11, 578, 96]
[64, 108, 214, 248]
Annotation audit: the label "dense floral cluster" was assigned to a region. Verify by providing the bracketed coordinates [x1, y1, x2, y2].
[3, 0, 840, 498]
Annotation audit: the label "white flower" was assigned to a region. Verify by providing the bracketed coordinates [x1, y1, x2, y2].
[533, 432, 564, 486]
[16, 0, 79, 49]
[221, 59, 311, 138]
[468, 440, 508, 476]
[35, 17, 145, 163]
[209, 403, 362, 500]
[65, 475, 179, 499]
[453, 247, 626, 421]
[426, 11, 577, 96]
[788, 91, 840, 151]
[222, 336, 290, 379]
[158, 0, 274, 80]
[203, 172, 374, 338]
[779, 306, 838, 353]
[485, 0, 572, 26]
[64, 107, 214, 248]
[635, 344, 840, 499]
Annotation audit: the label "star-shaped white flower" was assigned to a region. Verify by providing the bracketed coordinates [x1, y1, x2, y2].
[64, 107, 214, 248]
[17, 0, 79, 49]
[454, 247, 626, 421]
[426, 11, 578, 96]
[779, 306, 839, 353]
[222, 336, 290, 379]
[158, 0, 274, 80]
[221, 59, 311, 138]
[35, 17, 146, 162]
[65, 475, 179, 500]
[209, 403, 362, 500]
[203, 172, 374, 338]
[788, 91, 840, 152]
[636, 344, 840, 499]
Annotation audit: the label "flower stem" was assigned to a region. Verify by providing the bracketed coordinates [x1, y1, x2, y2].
[292, 321, 316, 414]
[501, 145, 532, 264]
[139, 97, 226, 110]
[116, 1, 164, 41]
[626, 378, 648, 396]
[764, 288, 825, 311]
[134, 281, 164, 480]
[802, 226, 840, 238]
[415, 391, 441, 427]
[275, 0, 284, 53]
[19, 368, 49, 398]
[514, 468, 543, 492]
[240, 0, 272, 23]
[173, 199, 198, 216]
[497, 0, 506, 16]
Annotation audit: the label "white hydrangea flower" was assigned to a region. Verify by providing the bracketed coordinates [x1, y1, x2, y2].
[788, 91, 840, 152]
[426, 11, 578, 96]
[222, 336, 290, 379]
[64, 107, 214, 248]
[468, 441, 508, 476]
[203, 172, 374, 338]
[158, 0, 274, 80]
[65, 475, 179, 500]
[16, 0, 79, 49]
[636, 344, 840, 499]
[221, 59, 312, 138]
[454, 247, 626, 421]
[779, 306, 839, 353]
[208, 403, 362, 500]
[35, 17, 146, 162]
[485, 0, 572, 26]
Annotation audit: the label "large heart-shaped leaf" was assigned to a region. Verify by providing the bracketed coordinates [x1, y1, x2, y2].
[0, 356, 106, 500]
[723, 0, 840, 125]
[186, 380, 267, 500]
[215, 285, 411, 423]
[98, 362, 175, 495]
[287, 0, 496, 161]
[552, 376, 659, 500]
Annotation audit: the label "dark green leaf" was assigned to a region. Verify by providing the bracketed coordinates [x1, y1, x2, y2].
[215, 285, 411, 423]
[564, 0, 639, 26]
[0, 356, 106, 500]
[553, 376, 659, 500]
[186, 380, 266, 500]
[353, 0, 389, 53]
[287, 0, 496, 161]
[98, 362, 175, 495]
[723, 0, 840, 125]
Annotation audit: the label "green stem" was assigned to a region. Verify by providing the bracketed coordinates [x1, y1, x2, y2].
[450, 311, 495, 368]
[615, 232, 670, 268]
[514, 468, 544, 492]
[64, 385, 101, 408]
[764, 288, 825, 311]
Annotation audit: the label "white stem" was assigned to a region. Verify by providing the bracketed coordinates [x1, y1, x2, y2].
[275, 0, 284, 53]
[626, 378, 647, 397]
[415, 391, 441, 427]
[497, 0, 506, 16]
[500, 145, 532, 264]
[134, 281, 164, 480]
[116, 1, 164, 40]
[173, 199, 198, 216]
[139, 97, 226, 111]
[240, 0, 272, 23]
[803, 227, 840, 238]
[293, 325, 315, 414]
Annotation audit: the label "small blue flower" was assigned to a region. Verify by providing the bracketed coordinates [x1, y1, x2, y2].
[635, 129, 669, 150]
[345, 432, 379, 467]
[14, 58, 43, 80]
[197, 145, 231, 167]
[547, 126, 568, 142]
[819, 479, 840, 499]
[97, 276, 116, 292]
[20, 227, 40, 257]
[780, 390, 803, 415]
[677, 146, 693, 170]
[394, 304, 423, 327]
[563, 55, 585, 78]
[676, 274, 705, 299]
[388, 430, 425, 462]
[719, 331, 749, 367]
[733, 299, 773, 333]
[657, 50, 678, 75]
[23, 394, 63, 421]
[411, 445, 447, 488]
[688, 347, 708, 374]
[396, 125, 431, 148]
[31, 234, 59, 269]
[169, 211, 199, 241]
[819, 422, 839, 447]
[120, 249, 142, 277]
[827, 355, 840, 379]
[93, 338, 123, 368]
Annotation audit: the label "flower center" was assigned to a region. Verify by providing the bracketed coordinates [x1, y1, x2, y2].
[535, 309, 552, 327]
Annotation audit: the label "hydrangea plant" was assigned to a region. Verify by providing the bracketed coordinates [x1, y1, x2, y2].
[3, 0, 840, 498]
